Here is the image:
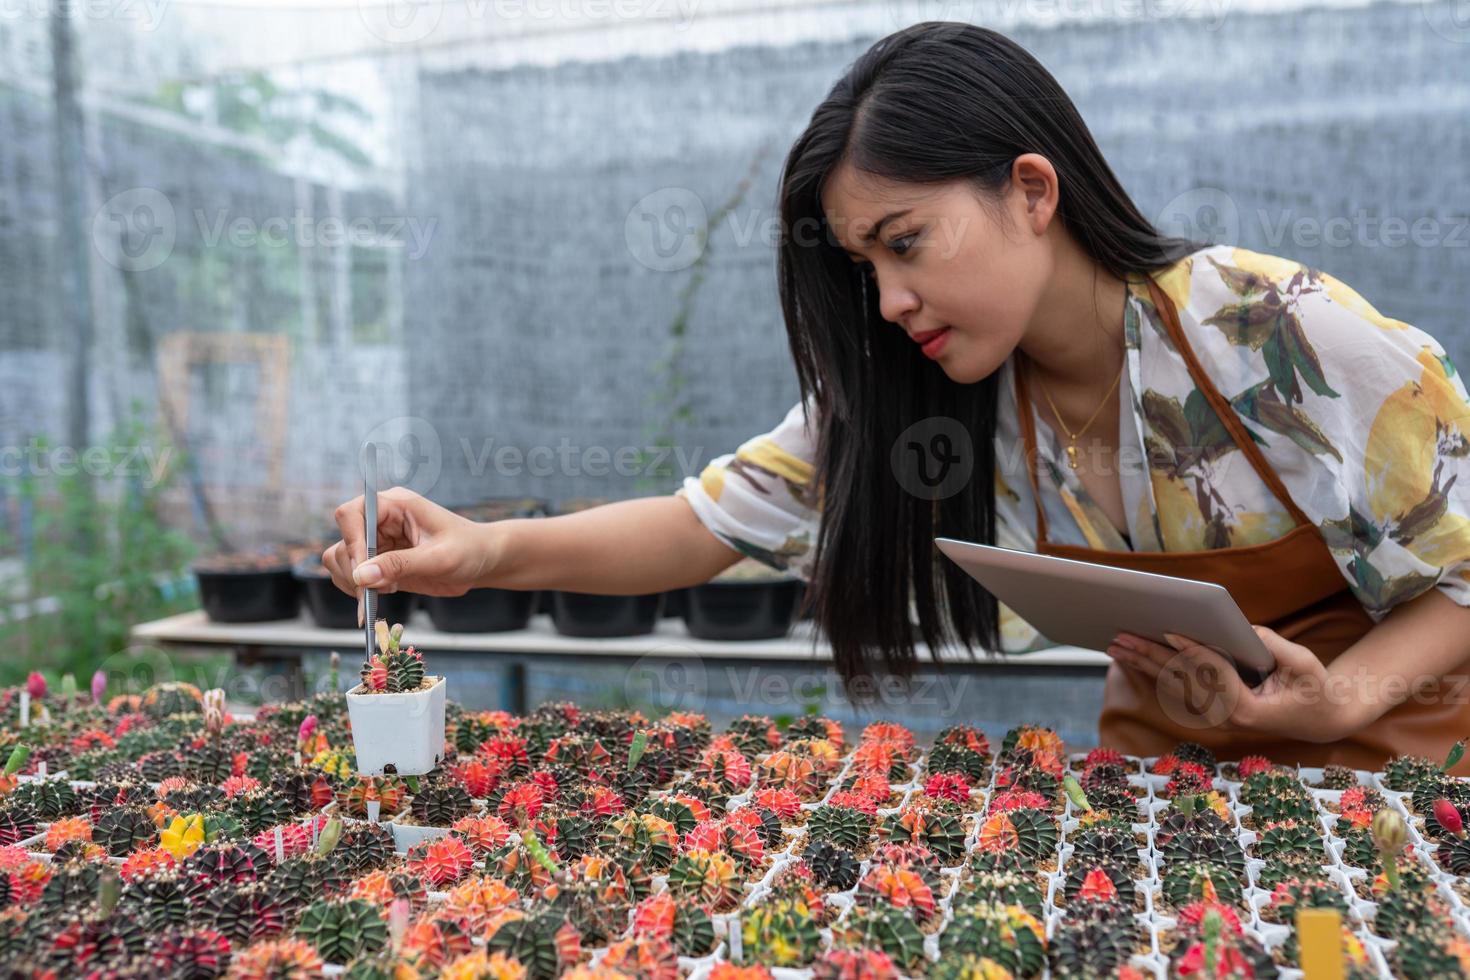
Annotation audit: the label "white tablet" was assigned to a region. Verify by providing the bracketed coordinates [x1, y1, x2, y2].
[934, 537, 1276, 682]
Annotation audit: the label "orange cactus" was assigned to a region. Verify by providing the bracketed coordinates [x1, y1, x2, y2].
[349, 868, 429, 911]
[600, 935, 680, 980]
[851, 741, 901, 779]
[402, 912, 476, 970]
[442, 875, 520, 933]
[44, 816, 92, 853]
[119, 847, 176, 882]
[441, 949, 528, 980]
[451, 814, 512, 854]
[858, 865, 937, 921]
[758, 751, 823, 800]
[977, 812, 1020, 853]
[709, 966, 775, 980]
[859, 723, 916, 759]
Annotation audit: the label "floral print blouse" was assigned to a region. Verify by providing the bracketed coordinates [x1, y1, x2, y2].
[676, 244, 1470, 653]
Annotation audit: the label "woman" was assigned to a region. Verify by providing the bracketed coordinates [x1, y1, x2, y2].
[324, 23, 1470, 770]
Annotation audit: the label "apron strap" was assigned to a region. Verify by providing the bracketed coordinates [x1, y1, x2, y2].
[1142, 276, 1315, 529]
[1012, 353, 1053, 545]
[1011, 273, 1315, 547]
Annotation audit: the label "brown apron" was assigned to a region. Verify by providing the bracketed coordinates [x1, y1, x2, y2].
[1012, 275, 1470, 773]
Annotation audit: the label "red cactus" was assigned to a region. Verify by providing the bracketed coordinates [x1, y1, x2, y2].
[989, 789, 1048, 813]
[828, 790, 879, 816]
[1084, 747, 1126, 770]
[752, 787, 801, 821]
[1076, 867, 1119, 904]
[449, 758, 503, 798]
[496, 782, 546, 829]
[407, 836, 476, 887]
[923, 772, 972, 805]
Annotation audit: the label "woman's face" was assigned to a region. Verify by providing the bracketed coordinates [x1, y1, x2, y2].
[819, 155, 1059, 384]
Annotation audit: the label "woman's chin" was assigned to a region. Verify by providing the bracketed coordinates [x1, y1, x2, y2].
[935, 341, 1001, 384]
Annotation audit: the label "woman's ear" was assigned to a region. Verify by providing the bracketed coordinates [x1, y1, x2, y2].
[1009, 153, 1059, 234]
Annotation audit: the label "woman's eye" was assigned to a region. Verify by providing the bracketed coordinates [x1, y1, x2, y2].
[888, 234, 918, 255]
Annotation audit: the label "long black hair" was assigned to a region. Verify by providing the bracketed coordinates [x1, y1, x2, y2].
[778, 22, 1203, 690]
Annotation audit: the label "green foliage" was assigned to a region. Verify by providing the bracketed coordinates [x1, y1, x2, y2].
[1, 408, 196, 684]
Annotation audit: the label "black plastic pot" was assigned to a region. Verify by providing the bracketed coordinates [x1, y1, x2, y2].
[550, 591, 664, 638]
[682, 578, 802, 640]
[194, 560, 300, 623]
[424, 588, 537, 633]
[295, 564, 416, 630]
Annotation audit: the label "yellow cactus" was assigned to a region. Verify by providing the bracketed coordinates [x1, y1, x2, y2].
[159, 813, 206, 859]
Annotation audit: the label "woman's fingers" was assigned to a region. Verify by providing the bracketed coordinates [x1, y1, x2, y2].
[322, 540, 360, 600]
[1252, 624, 1319, 674]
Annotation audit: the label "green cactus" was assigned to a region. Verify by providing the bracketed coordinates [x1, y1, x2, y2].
[942, 901, 1048, 978]
[294, 897, 388, 964]
[94, 806, 156, 858]
[807, 803, 874, 851]
[953, 870, 1045, 915]
[835, 906, 926, 972]
[1161, 861, 1243, 908]
[802, 839, 860, 892]
[408, 782, 475, 826]
[741, 894, 823, 968]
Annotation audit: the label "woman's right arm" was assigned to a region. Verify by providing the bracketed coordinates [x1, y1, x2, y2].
[322, 491, 745, 601]
[322, 397, 821, 601]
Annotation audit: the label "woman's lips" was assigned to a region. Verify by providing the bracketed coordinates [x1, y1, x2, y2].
[914, 326, 952, 359]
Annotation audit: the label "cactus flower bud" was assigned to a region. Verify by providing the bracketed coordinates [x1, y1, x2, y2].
[1435, 798, 1466, 838]
[3, 745, 29, 777]
[1063, 774, 1092, 811]
[314, 816, 343, 856]
[25, 672, 46, 700]
[1372, 807, 1407, 890]
[627, 730, 649, 771]
[202, 689, 226, 735]
[1444, 740, 1465, 773]
[297, 715, 318, 749]
[388, 898, 410, 950]
[90, 670, 106, 706]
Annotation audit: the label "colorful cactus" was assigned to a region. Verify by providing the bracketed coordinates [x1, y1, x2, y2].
[360, 621, 427, 694]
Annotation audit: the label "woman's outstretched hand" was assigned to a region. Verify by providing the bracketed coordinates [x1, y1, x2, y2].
[322, 488, 502, 618]
[1104, 625, 1345, 743]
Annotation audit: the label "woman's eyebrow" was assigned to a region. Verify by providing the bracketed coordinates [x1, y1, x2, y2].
[859, 209, 913, 244]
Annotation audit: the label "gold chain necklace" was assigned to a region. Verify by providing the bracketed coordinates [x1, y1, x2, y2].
[1031, 358, 1123, 471]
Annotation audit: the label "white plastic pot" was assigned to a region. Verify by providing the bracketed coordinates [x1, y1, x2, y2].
[345, 675, 447, 776]
[389, 820, 452, 854]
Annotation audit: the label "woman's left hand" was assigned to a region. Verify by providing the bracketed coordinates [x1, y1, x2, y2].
[1106, 626, 1347, 742]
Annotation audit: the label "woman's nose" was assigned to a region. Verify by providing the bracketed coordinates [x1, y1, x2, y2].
[875, 276, 919, 325]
